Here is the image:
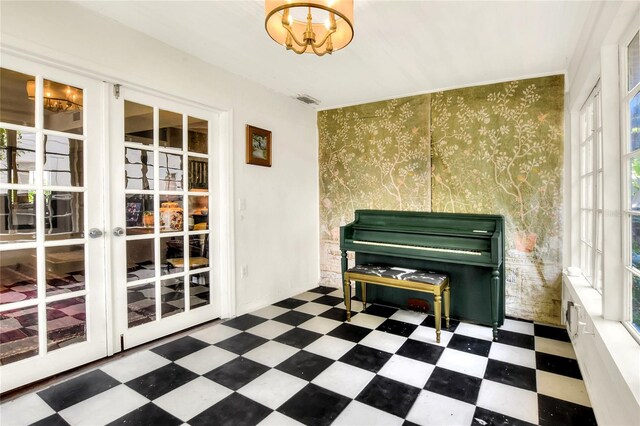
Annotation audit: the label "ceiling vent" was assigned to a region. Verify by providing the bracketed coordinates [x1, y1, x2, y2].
[295, 94, 320, 105]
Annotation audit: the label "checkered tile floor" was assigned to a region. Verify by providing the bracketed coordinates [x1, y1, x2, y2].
[1, 287, 597, 426]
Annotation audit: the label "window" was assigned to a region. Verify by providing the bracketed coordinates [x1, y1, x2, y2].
[623, 30, 640, 334]
[579, 84, 604, 291]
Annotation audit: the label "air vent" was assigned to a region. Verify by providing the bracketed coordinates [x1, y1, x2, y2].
[72, 111, 81, 122]
[295, 94, 320, 105]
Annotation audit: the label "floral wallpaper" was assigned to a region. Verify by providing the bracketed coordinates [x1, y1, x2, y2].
[431, 75, 564, 323]
[317, 75, 564, 324]
[317, 95, 432, 285]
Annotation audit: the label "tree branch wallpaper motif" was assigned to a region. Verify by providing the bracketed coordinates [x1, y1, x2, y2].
[318, 75, 564, 324]
[431, 75, 564, 323]
[318, 95, 432, 285]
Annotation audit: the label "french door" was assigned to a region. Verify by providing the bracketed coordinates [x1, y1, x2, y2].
[0, 55, 108, 391]
[0, 55, 225, 392]
[109, 87, 221, 350]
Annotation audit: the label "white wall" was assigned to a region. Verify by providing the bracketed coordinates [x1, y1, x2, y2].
[564, 2, 640, 424]
[0, 1, 320, 316]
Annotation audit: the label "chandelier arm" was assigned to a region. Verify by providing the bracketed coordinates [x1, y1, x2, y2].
[283, 23, 309, 48]
[288, 43, 308, 54]
[310, 43, 330, 56]
[311, 28, 336, 49]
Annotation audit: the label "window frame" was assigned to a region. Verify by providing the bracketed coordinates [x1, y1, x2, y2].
[621, 27, 640, 338]
[579, 82, 604, 291]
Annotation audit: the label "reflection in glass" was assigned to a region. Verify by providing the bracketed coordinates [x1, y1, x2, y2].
[581, 175, 592, 210]
[631, 92, 640, 152]
[46, 245, 85, 295]
[161, 277, 184, 318]
[161, 236, 184, 276]
[159, 196, 183, 233]
[159, 152, 183, 190]
[125, 147, 154, 190]
[188, 116, 208, 154]
[47, 297, 86, 352]
[0, 248, 37, 304]
[159, 109, 183, 149]
[633, 216, 640, 270]
[0, 304, 39, 365]
[0, 68, 35, 127]
[631, 158, 640, 210]
[189, 195, 208, 230]
[127, 283, 156, 328]
[44, 134, 83, 187]
[188, 157, 208, 190]
[125, 101, 153, 145]
[44, 191, 84, 240]
[189, 234, 209, 271]
[190, 272, 210, 310]
[126, 239, 155, 282]
[125, 194, 154, 234]
[0, 129, 36, 185]
[41, 79, 83, 135]
[629, 31, 640, 91]
[0, 188, 37, 243]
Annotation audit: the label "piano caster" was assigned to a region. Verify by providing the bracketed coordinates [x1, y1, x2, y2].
[492, 324, 498, 341]
[436, 330, 441, 344]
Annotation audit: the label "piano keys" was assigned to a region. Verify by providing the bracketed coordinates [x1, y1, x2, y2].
[340, 210, 505, 340]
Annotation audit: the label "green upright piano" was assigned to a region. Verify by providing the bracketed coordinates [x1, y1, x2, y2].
[340, 210, 505, 340]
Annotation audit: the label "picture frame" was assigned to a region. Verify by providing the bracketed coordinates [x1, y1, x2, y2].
[246, 125, 272, 167]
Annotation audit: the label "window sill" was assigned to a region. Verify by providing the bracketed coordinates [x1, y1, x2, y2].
[563, 273, 640, 406]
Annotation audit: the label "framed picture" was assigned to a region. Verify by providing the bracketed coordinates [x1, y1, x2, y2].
[246, 125, 272, 167]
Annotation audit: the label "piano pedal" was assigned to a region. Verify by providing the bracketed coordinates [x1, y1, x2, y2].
[407, 298, 430, 313]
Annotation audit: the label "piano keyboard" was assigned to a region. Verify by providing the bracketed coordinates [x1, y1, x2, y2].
[353, 240, 482, 256]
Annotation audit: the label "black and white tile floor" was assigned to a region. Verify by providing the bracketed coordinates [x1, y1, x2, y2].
[1, 287, 597, 426]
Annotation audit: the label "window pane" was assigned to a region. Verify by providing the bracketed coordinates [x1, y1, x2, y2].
[580, 142, 592, 175]
[188, 157, 208, 190]
[0, 304, 39, 365]
[125, 101, 153, 145]
[631, 92, 640, 152]
[47, 297, 86, 351]
[630, 157, 640, 210]
[629, 31, 640, 91]
[125, 147, 154, 190]
[44, 191, 84, 241]
[159, 110, 182, 149]
[190, 272, 210, 310]
[127, 238, 155, 282]
[0, 129, 36, 185]
[159, 152, 183, 191]
[46, 245, 85, 296]
[581, 175, 593, 209]
[633, 216, 640, 270]
[159, 196, 184, 232]
[0, 188, 37, 243]
[125, 194, 154, 235]
[632, 274, 640, 333]
[188, 116, 208, 154]
[127, 283, 156, 328]
[161, 277, 184, 318]
[0, 248, 37, 304]
[42, 79, 83, 135]
[161, 236, 184, 276]
[0, 68, 35, 127]
[44, 135, 83, 187]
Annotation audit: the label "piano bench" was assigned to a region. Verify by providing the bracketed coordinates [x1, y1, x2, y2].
[343, 265, 450, 343]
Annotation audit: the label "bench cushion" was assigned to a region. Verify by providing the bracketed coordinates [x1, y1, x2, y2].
[347, 264, 448, 285]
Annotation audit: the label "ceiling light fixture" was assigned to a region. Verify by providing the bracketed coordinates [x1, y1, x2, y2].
[25, 80, 83, 113]
[265, 0, 354, 56]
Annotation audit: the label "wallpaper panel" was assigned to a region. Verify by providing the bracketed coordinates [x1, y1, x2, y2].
[431, 75, 564, 323]
[318, 95, 432, 285]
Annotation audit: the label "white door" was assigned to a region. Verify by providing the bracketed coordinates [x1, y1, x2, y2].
[109, 87, 222, 350]
[0, 55, 108, 391]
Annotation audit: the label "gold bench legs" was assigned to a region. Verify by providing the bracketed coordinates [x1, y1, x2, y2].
[343, 276, 351, 321]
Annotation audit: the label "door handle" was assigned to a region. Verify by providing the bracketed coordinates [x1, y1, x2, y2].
[89, 228, 103, 239]
[113, 227, 125, 237]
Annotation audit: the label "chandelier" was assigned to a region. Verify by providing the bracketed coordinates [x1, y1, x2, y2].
[265, 1, 354, 56]
[26, 80, 83, 113]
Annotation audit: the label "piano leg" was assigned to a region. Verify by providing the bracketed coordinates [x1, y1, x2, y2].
[444, 282, 450, 329]
[360, 281, 367, 312]
[343, 276, 351, 322]
[491, 268, 500, 341]
[434, 291, 442, 344]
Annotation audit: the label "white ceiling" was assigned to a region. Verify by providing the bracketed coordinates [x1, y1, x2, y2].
[74, 0, 594, 109]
